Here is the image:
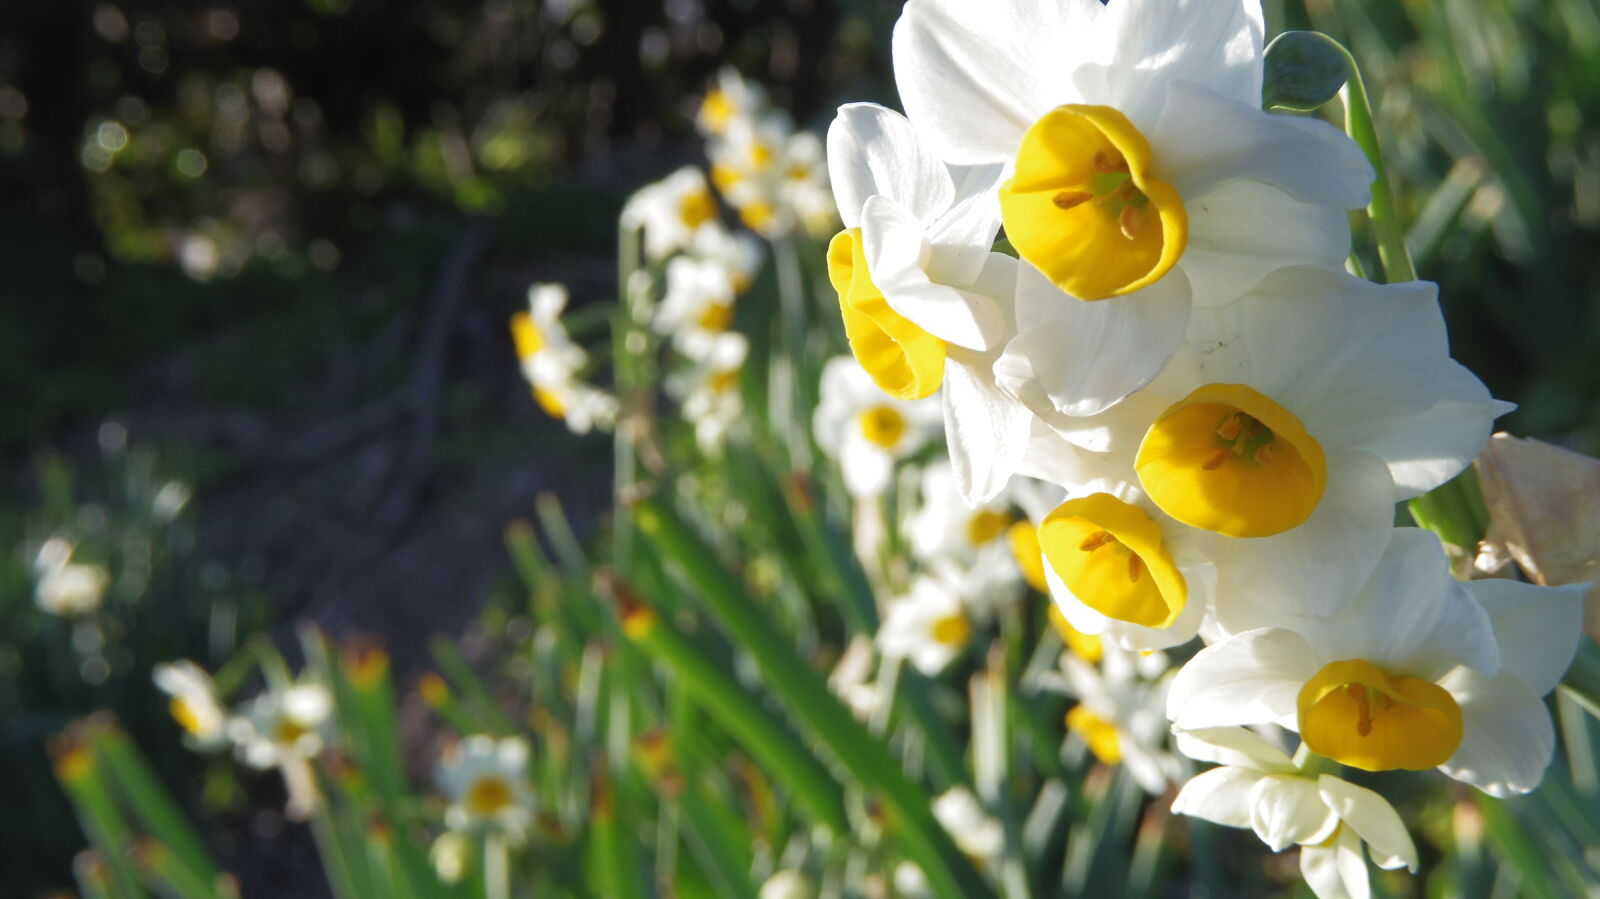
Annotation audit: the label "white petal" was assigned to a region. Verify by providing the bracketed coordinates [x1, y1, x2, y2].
[942, 349, 1031, 506]
[1077, 0, 1264, 128]
[1171, 766, 1261, 829]
[1166, 628, 1314, 731]
[1316, 775, 1418, 872]
[1172, 726, 1296, 773]
[1208, 451, 1395, 627]
[1180, 180, 1351, 307]
[1247, 774, 1339, 852]
[925, 164, 1005, 285]
[828, 103, 955, 228]
[1153, 82, 1372, 209]
[891, 0, 1098, 163]
[1002, 264, 1190, 417]
[1300, 826, 1371, 899]
[1291, 528, 1499, 680]
[1358, 381, 1512, 499]
[862, 196, 1004, 349]
[1463, 578, 1586, 697]
[842, 433, 893, 498]
[1438, 666, 1555, 798]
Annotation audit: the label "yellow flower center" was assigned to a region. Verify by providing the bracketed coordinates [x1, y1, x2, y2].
[827, 227, 946, 400]
[510, 311, 545, 361]
[1135, 383, 1328, 539]
[466, 775, 515, 816]
[679, 186, 716, 230]
[707, 367, 741, 395]
[697, 301, 734, 332]
[966, 509, 1013, 546]
[1047, 606, 1104, 664]
[1066, 705, 1122, 765]
[750, 141, 774, 169]
[1007, 521, 1049, 593]
[930, 611, 972, 647]
[857, 404, 907, 449]
[275, 718, 309, 745]
[711, 162, 741, 193]
[533, 385, 567, 418]
[700, 89, 734, 133]
[169, 697, 205, 736]
[1038, 493, 1186, 629]
[740, 201, 775, 232]
[1297, 659, 1463, 772]
[999, 104, 1187, 300]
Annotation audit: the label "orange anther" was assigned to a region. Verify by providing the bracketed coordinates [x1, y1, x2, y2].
[1052, 190, 1094, 210]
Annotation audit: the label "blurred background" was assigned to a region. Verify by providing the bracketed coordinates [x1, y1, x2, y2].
[0, 0, 1596, 895]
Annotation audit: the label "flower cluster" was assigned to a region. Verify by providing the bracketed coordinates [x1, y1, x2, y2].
[819, 0, 1586, 894]
[511, 283, 618, 435]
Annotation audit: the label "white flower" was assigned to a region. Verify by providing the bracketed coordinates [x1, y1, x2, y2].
[437, 735, 535, 844]
[622, 166, 720, 262]
[826, 102, 1031, 502]
[813, 356, 940, 498]
[670, 331, 748, 453]
[35, 561, 111, 617]
[878, 574, 972, 676]
[696, 67, 768, 138]
[511, 283, 618, 435]
[1019, 267, 1507, 620]
[153, 660, 228, 751]
[229, 681, 334, 769]
[1169, 528, 1581, 795]
[932, 787, 1004, 867]
[905, 461, 1024, 617]
[1172, 726, 1418, 899]
[655, 254, 740, 341]
[896, 0, 1373, 415]
[1059, 643, 1183, 793]
[758, 870, 815, 899]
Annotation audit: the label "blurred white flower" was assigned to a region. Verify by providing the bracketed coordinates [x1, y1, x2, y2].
[151, 480, 192, 522]
[932, 786, 1004, 869]
[153, 660, 228, 751]
[813, 356, 940, 498]
[229, 679, 333, 820]
[670, 331, 748, 453]
[758, 870, 814, 899]
[878, 574, 971, 676]
[511, 283, 618, 435]
[33, 539, 111, 618]
[437, 735, 535, 844]
[1059, 643, 1182, 794]
[622, 166, 720, 262]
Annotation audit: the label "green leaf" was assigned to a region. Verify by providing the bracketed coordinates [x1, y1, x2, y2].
[1262, 31, 1351, 112]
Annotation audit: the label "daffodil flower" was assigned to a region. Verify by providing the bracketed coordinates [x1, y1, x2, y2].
[1058, 644, 1183, 793]
[511, 283, 619, 434]
[437, 735, 535, 844]
[622, 167, 721, 262]
[826, 102, 1031, 501]
[1172, 726, 1419, 899]
[814, 356, 941, 498]
[877, 574, 973, 676]
[1015, 266, 1507, 619]
[153, 660, 228, 751]
[895, 0, 1373, 415]
[1170, 528, 1584, 795]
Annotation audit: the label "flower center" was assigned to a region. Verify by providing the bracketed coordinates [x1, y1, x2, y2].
[930, 611, 972, 647]
[857, 404, 907, 449]
[966, 509, 1013, 546]
[697, 301, 734, 332]
[826, 227, 946, 399]
[1135, 383, 1327, 538]
[1038, 493, 1186, 628]
[679, 186, 716, 230]
[999, 104, 1187, 300]
[533, 385, 567, 419]
[275, 718, 309, 746]
[707, 368, 741, 395]
[466, 775, 515, 816]
[1066, 705, 1122, 765]
[510, 311, 545, 361]
[700, 89, 734, 133]
[169, 697, 205, 736]
[1297, 659, 1463, 771]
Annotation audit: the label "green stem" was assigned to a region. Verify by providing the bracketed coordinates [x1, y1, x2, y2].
[1334, 42, 1417, 284]
[1560, 638, 1600, 721]
[483, 832, 509, 899]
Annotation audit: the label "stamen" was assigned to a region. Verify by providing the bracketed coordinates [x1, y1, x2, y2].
[1079, 530, 1114, 552]
[1092, 149, 1127, 173]
[1347, 684, 1375, 737]
[1118, 205, 1143, 240]
[1053, 190, 1094, 210]
[1201, 448, 1231, 471]
[1127, 554, 1144, 583]
[1254, 444, 1276, 466]
[1216, 414, 1243, 442]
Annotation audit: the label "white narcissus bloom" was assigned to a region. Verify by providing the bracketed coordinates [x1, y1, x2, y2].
[228, 680, 334, 820]
[35, 561, 111, 617]
[511, 283, 618, 435]
[758, 870, 815, 899]
[1172, 726, 1418, 899]
[814, 356, 940, 498]
[655, 254, 741, 341]
[827, 103, 1030, 502]
[904, 460, 1024, 617]
[1019, 431, 1217, 650]
[153, 660, 228, 751]
[932, 787, 1005, 868]
[1170, 528, 1583, 795]
[696, 67, 768, 139]
[670, 331, 748, 453]
[877, 574, 972, 676]
[437, 735, 535, 844]
[895, 0, 1372, 416]
[1059, 643, 1183, 793]
[621, 166, 721, 263]
[1023, 267, 1507, 620]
